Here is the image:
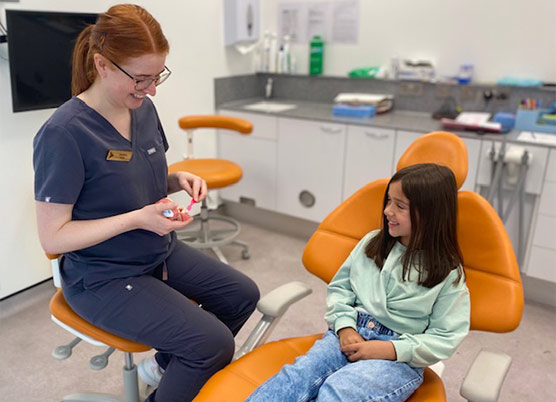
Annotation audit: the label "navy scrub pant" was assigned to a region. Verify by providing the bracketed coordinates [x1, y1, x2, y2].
[63, 240, 260, 402]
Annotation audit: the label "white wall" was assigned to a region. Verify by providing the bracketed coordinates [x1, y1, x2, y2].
[1, 0, 555, 298]
[0, 0, 257, 298]
[262, 0, 556, 82]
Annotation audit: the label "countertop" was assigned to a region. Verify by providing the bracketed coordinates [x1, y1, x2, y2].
[218, 97, 555, 147]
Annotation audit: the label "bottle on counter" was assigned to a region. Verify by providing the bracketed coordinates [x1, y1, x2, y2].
[309, 35, 324, 76]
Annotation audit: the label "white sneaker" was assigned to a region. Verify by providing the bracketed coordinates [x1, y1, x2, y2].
[138, 355, 164, 387]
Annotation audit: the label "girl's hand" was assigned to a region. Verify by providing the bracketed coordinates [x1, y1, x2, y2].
[338, 327, 364, 352]
[340, 340, 397, 362]
[177, 172, 208, 202]
[137, 201, 193, 235]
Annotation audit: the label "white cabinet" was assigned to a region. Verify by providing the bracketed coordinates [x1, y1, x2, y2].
[524, 149, 556, 283]
[343, 126, 395, 200]
[276, 118, 346, 222]
[393, 130, 422, 173]
[217, 110, 277, 210]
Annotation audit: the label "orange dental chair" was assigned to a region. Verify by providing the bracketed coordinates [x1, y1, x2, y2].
[192, 131, 524, 402]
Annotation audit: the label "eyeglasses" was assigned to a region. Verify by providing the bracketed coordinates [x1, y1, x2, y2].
[108, 58, 171, 90]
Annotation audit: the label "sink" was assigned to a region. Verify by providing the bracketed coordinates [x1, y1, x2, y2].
[242, 101, 297, 113]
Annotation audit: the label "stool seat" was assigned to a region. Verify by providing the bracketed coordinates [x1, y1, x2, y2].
[49, 289, 150, 353]
[169, 159, 243, 189]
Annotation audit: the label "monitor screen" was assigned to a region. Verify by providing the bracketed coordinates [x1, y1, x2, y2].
[6, 10, 97, 113]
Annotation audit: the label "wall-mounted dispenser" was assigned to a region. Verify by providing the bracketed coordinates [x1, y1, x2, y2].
[223, 0, 260, 48]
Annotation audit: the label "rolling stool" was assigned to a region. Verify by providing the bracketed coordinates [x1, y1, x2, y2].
[47, 253, 151, 402]
[168, 115, 253, 264]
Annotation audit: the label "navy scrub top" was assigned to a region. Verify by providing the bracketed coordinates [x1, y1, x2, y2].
[33, 96, 175, 288]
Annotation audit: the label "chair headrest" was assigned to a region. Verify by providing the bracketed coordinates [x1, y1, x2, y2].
[178, 115, 253, 134]
[396, 131, 468, 189]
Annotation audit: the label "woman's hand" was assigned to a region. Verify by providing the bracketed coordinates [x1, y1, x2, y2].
[340, 340, 397, 362]
[137, 200, 193, 236]
[168, 171, 207, 202]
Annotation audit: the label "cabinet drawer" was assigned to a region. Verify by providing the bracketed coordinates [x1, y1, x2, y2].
[219, 110, 277, 140]
[526, 246, 556, 283]
[218, 133, 277, 210]
[343, 126, 395, 199]
[539, 181, 556, 217]
[531, 213, 556, 250]
[277, 118, 346, 222]
[546, 149, 556, 183]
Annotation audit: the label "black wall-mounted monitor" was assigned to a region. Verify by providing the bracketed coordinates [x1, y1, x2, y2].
[6, 10, 97, 113]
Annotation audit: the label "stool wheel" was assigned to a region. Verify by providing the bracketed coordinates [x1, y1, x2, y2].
[241, 250, 250, 260]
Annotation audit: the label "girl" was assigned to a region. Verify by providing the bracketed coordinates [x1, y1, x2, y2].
[246, 163, 470, 402]
[33, 5, 259, 402]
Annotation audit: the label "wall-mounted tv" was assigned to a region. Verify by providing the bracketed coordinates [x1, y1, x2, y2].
[6, 10, 97, 113]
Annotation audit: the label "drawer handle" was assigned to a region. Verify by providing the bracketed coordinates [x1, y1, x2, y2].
[365, 131, 389, 139]
[320, 126, 342, 134]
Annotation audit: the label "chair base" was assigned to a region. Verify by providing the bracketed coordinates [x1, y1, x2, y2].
[60, 354, 145, 402]
[177, 201, 250, 264]
[61, 393, 123, 402]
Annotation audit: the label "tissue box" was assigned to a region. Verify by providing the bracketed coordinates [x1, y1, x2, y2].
[333, 104, 376, 118]
[514, 109, 556, 134]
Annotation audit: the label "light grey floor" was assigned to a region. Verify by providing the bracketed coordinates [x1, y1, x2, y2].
[1, 221, 555, 401]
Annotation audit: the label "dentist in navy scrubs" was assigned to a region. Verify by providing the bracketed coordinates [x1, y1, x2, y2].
[33, 5, 259, 402]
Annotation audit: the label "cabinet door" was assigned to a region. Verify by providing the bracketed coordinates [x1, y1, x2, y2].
[277, 118, 346, 222]
[217, 111, 277, 210]
[393, 130, 422, 173]
[343, 126, 395, 200]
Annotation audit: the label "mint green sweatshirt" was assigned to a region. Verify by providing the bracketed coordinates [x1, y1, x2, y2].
[325, 230, 470, 367]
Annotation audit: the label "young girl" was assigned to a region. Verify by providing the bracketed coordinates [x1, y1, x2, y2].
[246, 163, 470, 402]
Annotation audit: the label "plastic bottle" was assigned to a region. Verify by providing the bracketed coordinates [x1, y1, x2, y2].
[269, 32, 277, 73]
[282, 35, 291, 74]
[262, 31, 271, 72]
[277, 45, 284, 74]
[309, 35, 324, 75]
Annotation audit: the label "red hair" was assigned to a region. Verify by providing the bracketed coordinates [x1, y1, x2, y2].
[71, 4, 169, 95]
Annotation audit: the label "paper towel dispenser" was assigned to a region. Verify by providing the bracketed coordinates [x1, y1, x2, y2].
[223, 0, 259, 47]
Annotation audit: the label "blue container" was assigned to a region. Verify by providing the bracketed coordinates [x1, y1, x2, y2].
[514, 109, 556, 133]
[493, 112, 515, 133]
[333, 104, 376, 118]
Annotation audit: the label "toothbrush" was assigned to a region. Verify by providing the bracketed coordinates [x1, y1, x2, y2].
[186, 198, 196, 212]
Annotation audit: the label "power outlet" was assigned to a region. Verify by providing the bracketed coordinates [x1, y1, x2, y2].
[461, 86, 477, 101]
[399, 82, 424, 97]
[435, 84, 453, 98]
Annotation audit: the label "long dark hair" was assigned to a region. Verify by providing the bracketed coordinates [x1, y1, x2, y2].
[71, 4, 169, 95]
[365, 163, 464, 288]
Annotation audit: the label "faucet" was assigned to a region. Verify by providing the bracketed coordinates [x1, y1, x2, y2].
[265, 77, 273, 99]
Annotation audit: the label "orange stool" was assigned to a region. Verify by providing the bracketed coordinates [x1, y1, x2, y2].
[47, 253, 151, 402]
[169, 115, 253, 264]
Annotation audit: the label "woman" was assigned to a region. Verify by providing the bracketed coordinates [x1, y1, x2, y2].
[33, 5, 259, 402]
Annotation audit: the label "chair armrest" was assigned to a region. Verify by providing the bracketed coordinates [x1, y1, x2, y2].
[257, 281, 312, 318]
[460, 349, 512, 402]
[234, 282, 312, 360]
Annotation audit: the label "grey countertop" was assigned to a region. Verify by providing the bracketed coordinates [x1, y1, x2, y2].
[219, 97, 555, 147]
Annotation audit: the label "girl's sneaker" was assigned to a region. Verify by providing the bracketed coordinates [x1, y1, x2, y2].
[137, 355, 164, 387]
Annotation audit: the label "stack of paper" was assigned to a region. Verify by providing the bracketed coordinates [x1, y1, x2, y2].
[441, 112, 502, 133]
[333, 93, 394, 113]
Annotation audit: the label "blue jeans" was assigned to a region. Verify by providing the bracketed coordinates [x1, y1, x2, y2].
[246, 312, 424, 402]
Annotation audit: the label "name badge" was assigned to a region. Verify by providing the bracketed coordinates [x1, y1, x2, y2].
[106, 150, 133, 162]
